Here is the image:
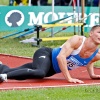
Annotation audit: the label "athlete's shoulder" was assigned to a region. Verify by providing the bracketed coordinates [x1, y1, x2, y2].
[69, 35, 79, 40]
[71, 35, 85, 39]
[68, 35, 83, 43]
[67, 35, 85, 49]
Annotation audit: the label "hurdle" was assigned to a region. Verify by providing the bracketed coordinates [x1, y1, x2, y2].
[32, 22, 85, 47]
[14, 15, 73, 38]
[0, 27, 36, 39]
[42, 23, 84, 28]
[0, 15, 73, 39]
[39, 37, 71, 41]
[15, 15, 73, 38]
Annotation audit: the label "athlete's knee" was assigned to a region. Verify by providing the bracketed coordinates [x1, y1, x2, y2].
[27, 68, 47, 78]
[0, 64, 10, 73]
[38, 70, 46, 78]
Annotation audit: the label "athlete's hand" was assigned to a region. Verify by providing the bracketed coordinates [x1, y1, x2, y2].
[68, 78, 84, 84]
[91, 74, 100, 79]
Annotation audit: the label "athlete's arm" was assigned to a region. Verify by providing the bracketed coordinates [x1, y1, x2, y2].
[57, 35, 84, 83]
[87, 63, 100, 79]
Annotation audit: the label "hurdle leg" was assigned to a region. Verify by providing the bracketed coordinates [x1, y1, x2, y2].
[81, 23, 86, 36]
[32, 25, 42, 47]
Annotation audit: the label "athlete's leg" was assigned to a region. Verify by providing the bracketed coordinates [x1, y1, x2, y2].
[3, 47, 55, 80]
[0, 64, 10, 74]
[3, 63, 33, 73]
[6, 56, 51, 80]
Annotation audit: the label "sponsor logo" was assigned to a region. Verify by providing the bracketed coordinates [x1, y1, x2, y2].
[39, 56, 46, 58]
[5, 10, 24, 27]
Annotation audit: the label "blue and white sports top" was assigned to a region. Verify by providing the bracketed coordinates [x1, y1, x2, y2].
[52, 36, 99, 73]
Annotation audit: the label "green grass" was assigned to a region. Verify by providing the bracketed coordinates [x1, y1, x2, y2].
[0, 31, 100, 99]
[48, 0, 52, 4]
[0, 31, 73, 57]
[0, 86, 100, 100]
[0, 0, 9, 5]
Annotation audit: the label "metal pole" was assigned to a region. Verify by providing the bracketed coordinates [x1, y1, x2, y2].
[37, 0, 40, 6]
[72, 0, 76, 35]
[9, 0, 14, 6]
[28, 0, 31, 6]
[69, 0, 73, 6]
[51, 0, 54, 37]
[37, 25, 40, 46]
[81, 0, 85, 35]
[77, 0, 80, 35]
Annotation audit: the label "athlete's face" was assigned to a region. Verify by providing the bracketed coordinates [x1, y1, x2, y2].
[90, 27, 100, 44]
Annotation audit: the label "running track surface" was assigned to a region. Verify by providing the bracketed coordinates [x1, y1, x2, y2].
[0, 54, 100, 90]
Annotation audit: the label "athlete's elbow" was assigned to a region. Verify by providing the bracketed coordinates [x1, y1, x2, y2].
[57, 55, 64, 62]
[57, 55, 60, 60]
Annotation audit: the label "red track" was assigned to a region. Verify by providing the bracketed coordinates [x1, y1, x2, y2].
[0, 54, 100, 90]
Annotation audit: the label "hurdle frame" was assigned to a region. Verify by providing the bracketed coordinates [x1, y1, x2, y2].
[32, 23, 85, 47]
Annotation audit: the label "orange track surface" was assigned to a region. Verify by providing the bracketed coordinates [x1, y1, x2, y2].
[0, 54, 100, 90]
